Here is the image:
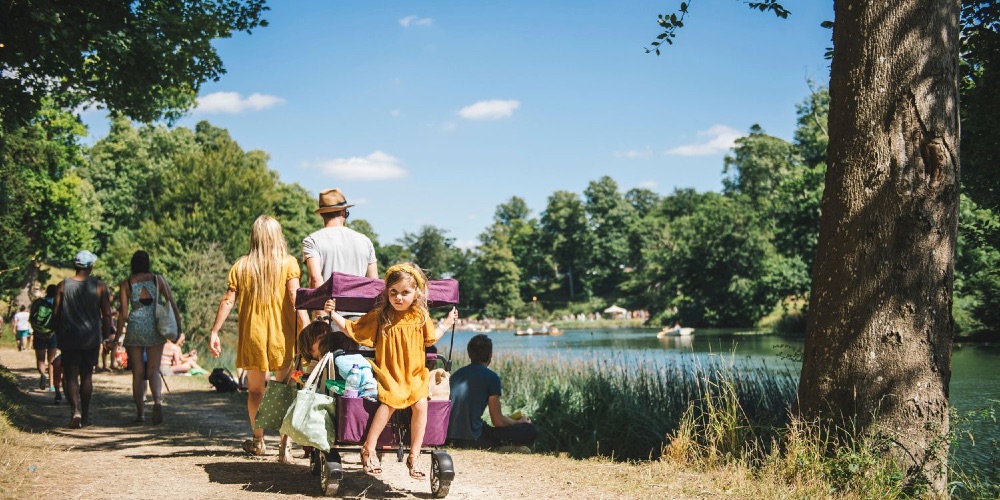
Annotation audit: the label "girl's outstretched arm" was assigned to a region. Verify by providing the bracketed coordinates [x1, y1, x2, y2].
[434, 307, 459, 341]
[324, 298, 348, 331]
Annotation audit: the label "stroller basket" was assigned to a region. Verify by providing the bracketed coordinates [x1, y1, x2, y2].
[336, 397, 451, 446]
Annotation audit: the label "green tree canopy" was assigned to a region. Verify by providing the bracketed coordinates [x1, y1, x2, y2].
[0, 0, 269, 130]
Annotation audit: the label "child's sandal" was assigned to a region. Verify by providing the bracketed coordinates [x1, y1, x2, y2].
[361, 447, 382, 477]
[406, 455, 426, 479]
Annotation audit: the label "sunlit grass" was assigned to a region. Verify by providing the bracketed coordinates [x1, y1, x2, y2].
[476, 350, 798, 460]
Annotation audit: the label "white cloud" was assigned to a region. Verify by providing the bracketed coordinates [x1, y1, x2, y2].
[399, 15, 433, 27]
[458, 99, 520, 120]
[667, 124, 743, 156]
[196, 92, 285, 114]
[614, 148, 652, 159]
[442, 121, 457, 132]
[390, 109, 402, 117]
[314, 151, 407, 181]
[637, 180, 659, 189]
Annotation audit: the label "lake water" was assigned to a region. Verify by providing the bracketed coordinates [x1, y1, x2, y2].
[440, 327, 999, 472]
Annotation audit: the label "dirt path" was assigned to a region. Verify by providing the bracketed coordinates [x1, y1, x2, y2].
[0, 347, 728, 499]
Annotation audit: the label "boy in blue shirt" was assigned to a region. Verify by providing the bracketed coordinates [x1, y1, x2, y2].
[447, 334, 537, 447]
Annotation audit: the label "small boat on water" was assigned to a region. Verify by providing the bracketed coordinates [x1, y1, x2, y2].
[656, 326, 695, 338]
[515, 326, 563, 336]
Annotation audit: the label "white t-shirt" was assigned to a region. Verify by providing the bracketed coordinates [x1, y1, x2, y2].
[301, 226, 377, 284]
[13, 311, 31, 332]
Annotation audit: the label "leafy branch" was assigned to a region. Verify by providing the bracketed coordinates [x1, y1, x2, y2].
[646, 0, 791, 56]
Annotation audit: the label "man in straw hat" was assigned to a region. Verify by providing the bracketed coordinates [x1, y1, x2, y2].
[52, 250, 115, 429]
[302, 188, 378, 288]
[298, 188, 378, 459]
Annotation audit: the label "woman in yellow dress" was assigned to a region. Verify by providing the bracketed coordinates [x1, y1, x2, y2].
[208, 215, 305, 461]
[327, 263, 458, 479]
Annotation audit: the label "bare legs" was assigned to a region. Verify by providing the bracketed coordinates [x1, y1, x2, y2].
[361, 404, 394, 475]
[359, 399, 429, 477]
[244, 366, 292, 458]
[409, 398, 428, 459]
[35, 346, 56, 389]
[63, 363, 93, 427]
[127, 343, 166, 422]
[245, 369, 267, 439]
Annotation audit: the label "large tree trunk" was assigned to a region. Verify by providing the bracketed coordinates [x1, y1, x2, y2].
[799, 0, 960, 493]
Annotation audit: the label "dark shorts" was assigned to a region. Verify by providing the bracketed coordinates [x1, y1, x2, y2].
[60, 347, 100, 372]
[449, 422, 539, 448]
[33, 335, 57, 351]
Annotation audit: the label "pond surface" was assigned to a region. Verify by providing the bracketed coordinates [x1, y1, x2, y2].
[440, 327, 998, 473]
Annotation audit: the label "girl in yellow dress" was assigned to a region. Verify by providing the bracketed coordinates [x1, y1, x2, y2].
[207, 215, 305, 461]
[327, 263, 458, 479]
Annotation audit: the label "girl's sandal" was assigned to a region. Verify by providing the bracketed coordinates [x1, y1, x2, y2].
[406, 455, 426, 480]
[361, 448, 382, 477]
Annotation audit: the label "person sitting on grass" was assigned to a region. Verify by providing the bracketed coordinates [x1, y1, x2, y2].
[447, 334, 538, 449]
[160, 341, 206, 376]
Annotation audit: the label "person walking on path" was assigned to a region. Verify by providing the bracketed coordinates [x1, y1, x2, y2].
[326, 263, 459, 479]
[52, 250, 115, 429]
[30, 284, 59, 392]
[447, 334, 538, 448]
[302, 187, 379, 288]
[13, 304, 32, 351]
[208, 215, 304, 462]
[116, 250, 184, 424]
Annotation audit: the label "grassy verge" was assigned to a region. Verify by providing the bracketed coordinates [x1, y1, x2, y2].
[0, 364, 44, 497]
[481, 352, 998, 498]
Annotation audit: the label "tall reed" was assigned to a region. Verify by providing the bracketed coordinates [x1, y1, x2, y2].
[483, 351, 797, 460]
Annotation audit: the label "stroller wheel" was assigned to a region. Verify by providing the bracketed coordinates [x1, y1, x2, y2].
[430, 451, 454, 498]
[320, 453, 342, 496]
[310, 449, 321, 476]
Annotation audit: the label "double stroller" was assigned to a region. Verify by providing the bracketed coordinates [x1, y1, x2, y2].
[295, 272, 459, 497]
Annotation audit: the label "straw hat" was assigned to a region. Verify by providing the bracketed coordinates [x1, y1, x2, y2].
[315, 188, 355, 214]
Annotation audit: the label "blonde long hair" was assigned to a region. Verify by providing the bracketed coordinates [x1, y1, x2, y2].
[373, 262, 429, 334]
[236, 215, 288, 304]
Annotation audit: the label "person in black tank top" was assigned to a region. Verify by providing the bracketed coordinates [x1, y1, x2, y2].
[53, 250, 115, 429]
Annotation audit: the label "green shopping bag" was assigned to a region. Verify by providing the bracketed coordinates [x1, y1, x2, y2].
[253, 380, 296, 430]
[280, 352, 336, 451]
[253, 356, 302, 431]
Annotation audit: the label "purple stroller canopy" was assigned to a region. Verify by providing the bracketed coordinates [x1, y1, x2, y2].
[296, 271, 460, 312]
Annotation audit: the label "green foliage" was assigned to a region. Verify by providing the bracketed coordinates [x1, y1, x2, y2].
[583, 176, 635, 298]
[41, 173, 100, 260]
[399, 225, 458, 279]
[636, 193, 787, 326]
[646, 1, 790, 55]
[171, 244, 236, 356]
[0, 0, 269, 130]
[540, 191, 593, 300]
[484, 352, 797, 460]
[960, 0, 1000, 219]
[155, 122, 279, 262]
[476, 224, 523, 318]
[0, 104, 89, 293]
[494, 197, 553, 302]
[723, 124, 800, 213]
[955, 195, 1000, 335]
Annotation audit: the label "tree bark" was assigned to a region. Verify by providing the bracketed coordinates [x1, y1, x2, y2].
[799, 0, 960, 494]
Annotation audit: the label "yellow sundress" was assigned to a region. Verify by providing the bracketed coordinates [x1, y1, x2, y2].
[342, 308, 436, 409]
[228, 254, 301, 371]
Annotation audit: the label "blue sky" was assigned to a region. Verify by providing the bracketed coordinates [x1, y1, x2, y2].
[82, 1, 833, 249]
